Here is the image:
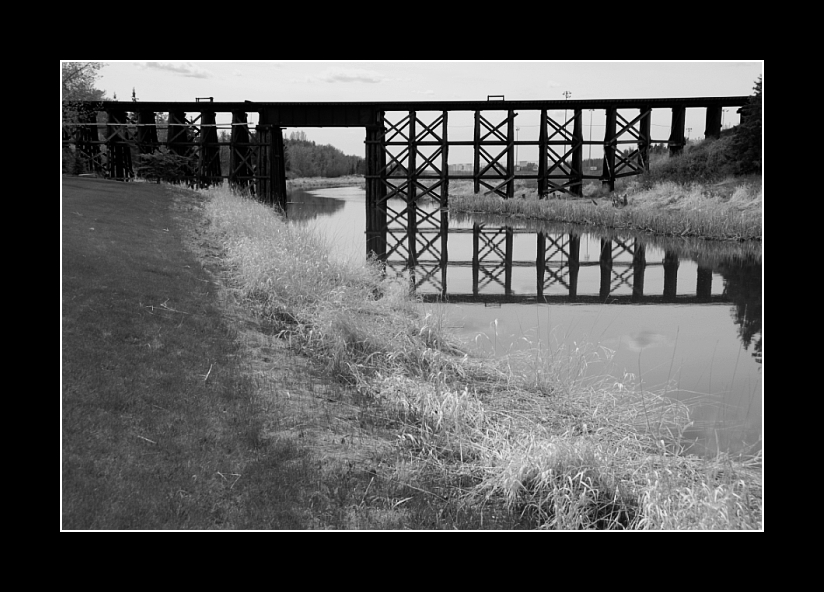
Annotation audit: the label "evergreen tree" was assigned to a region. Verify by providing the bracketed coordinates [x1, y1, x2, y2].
[728, 76, 762, 175]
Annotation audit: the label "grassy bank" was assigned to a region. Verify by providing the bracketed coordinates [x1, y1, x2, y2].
[201, 183, 763, 529]
[286, 175, 365, 191]
[62, 177, 321, 529]
[448, 175, 762, 242]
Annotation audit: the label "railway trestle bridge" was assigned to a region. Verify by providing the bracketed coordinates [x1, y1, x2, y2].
[63, 96, 750, 262]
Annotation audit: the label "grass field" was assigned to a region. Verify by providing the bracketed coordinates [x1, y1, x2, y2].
[62, 176, 762, 530]
[61, 177, 323, 529]
[61, 177, 528, 529]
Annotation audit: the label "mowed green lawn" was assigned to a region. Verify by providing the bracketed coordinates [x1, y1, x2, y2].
[61, 177, 314, 529]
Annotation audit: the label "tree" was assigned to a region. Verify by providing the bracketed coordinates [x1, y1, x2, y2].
[63, 63, 111, 174]
[61, 62, 108, 102]
[727, 75, 762, 175]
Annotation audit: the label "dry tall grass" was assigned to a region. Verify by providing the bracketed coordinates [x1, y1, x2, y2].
[448, 177, 762, 241]
[201, 184, 762, 530]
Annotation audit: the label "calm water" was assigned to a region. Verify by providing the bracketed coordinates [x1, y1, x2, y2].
[287, 186, 763, 458]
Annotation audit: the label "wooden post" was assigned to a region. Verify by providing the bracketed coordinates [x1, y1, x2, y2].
[536, 232, 546, 298]
[705, 106, 723, 140]
[663, 251, 679, 301]
[668, 106, 686, 157]
[538, 109, 548, 198]
[105, 109, 133, 181]
[273, 126, 287, 210]
[638, 107, 651, 172]
[473, 110, 481, 195]
[472, 223, 480, 296]
[75, 107, 101, 174]
[696, 266, 712, 301]
[602, 107, 616, 192]
[599, 239, 613, 299]
[229, 111, 253, 192]
[440, 110, 449, 287]
[571, 109, 583, 196]
[568, 234, 580, 302]
[632, 244, 646, 302]
[407, 111, 417, 267]
[137, 111, 158, 154]
[365, 113, 387, 260]
[256, 113, 287, 211]
[166, 110, 188, 156]
[505, 227, 513, 294]
[199, 110, 221, 187]
[506, 110, 515, 199]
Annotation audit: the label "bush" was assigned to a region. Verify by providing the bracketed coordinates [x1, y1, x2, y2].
[637, 76, 762, 187]
[726, 76, 762, 175]
[640, 137, 736, 187]
[135, 149, 195, 184]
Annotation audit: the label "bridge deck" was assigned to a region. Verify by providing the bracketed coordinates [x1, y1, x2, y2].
[85, 97, 750, 127]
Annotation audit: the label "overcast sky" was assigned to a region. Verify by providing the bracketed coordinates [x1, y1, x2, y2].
[86, 61, 763, 159]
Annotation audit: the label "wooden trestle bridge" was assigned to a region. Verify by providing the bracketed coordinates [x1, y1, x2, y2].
[63, 96, 749, 290]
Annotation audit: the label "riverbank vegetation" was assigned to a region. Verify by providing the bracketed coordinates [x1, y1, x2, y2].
[201, 183, 762, 529]
[285, 175, 364, 191]
[448, 173, 762, 241]
[450, 77, 762, 242]
[284, 131, 365, 178]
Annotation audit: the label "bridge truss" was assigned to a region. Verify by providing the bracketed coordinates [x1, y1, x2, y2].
[63, 97, 749, 261]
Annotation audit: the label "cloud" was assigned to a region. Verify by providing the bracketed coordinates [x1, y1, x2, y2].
[309, 67, 387, 84]
[137, 62, 213, 78]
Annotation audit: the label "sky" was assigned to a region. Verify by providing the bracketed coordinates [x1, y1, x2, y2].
[82, 61, 763, 161]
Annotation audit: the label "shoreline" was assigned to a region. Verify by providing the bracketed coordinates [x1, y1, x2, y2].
[286, 175, 365, 191]
[285, 175, 762, 242]
[447, 177, 762, 242]
[199, 183, 763, 530]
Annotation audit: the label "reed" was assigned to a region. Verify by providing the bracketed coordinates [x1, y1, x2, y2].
[448, 178, 762, 242]
[200, 184, 762, 529]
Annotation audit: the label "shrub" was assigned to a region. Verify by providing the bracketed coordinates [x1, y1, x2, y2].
[135, 149, 195, 184]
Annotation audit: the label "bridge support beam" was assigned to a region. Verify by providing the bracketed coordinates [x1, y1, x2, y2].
[570, 109, 584, 196]
[105, 109, 133, 181]
[599, 239, 613, 299]
[229, 111, 254, 192]
[668, 106, 686, 156]
[601, 108, 617, 192]
[365, 114, 387, 260]
[256, 113, 287, 211]
[137, 110, 158, 154]
[663, 251, 679, 301]
[696, 266, 713, 301]
[705, 106, 723, 140]
[632, 245, 646, 302]
[638, 107, 651, 172]
[199, 110, 221, 188]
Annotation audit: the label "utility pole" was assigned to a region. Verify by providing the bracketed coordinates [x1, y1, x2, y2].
[563, 91, 572, 126]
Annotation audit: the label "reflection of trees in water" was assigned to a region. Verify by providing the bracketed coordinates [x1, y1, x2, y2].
[286, 190, 346, 223]
[716, 257, 762, 363]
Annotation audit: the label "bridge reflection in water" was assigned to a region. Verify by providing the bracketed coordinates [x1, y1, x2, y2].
[371, 217, 727, 306]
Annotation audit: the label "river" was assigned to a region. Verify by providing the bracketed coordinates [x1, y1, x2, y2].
[286, 185, 762, 459]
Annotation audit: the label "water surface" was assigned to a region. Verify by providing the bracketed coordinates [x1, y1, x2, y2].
[287, 186, 762, 458]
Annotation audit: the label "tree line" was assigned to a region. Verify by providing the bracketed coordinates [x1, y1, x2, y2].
[283, 131, 365, 178]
